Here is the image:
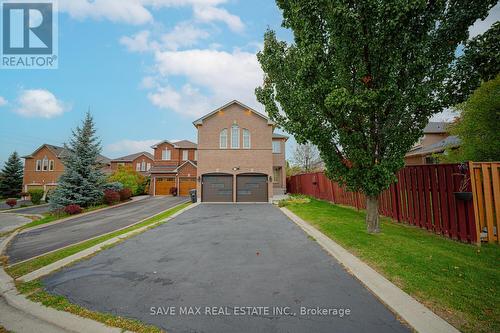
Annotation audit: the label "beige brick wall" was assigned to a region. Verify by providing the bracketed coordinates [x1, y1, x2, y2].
[196, 103, 274, 201]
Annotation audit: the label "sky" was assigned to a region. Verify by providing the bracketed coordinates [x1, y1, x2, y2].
[0, 1, 498, 167]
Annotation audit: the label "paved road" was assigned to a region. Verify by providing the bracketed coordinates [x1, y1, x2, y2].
[7, 196, 188, 264]
[43, 204, 410, 333]
[0, 214, 32, 233]
[1, 204, 51, 215]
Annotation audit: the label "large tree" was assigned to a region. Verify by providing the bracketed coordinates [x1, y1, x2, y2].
[50, 113, 105, 208]
[256, 0, 497, 233]
[0, 152, 23, 198]
[447, 22, 500, 103]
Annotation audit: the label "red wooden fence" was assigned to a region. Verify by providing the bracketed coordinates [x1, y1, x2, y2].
[287, 164, 478, 243]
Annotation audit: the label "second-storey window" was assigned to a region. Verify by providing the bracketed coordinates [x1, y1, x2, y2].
[194, 150, 198, 161]
[272, 140, 281, 153]
[243, 129, 250, 149]
[35, 160, 42, 171]
[141, 160, 146, 171]
[49, 160, 54, 171]
[162, 149, 171, 160]
[42, 157, 49, 171]
[220, 129, 228, 149]
[231, 124, 240, 149]
[182, 150, 188, 160]
[147, 163, 151, 171]
[136, 162, 141, 171]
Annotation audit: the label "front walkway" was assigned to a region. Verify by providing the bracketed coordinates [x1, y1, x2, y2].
[42, 204, 409, 333]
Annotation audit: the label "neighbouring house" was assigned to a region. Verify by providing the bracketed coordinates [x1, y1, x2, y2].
[193, 100, 288, 203]
[22, 144, 111, 194]
[405, 122, 460, 165]
[149, 140, 198, 196]
[110, 151, 154, 176]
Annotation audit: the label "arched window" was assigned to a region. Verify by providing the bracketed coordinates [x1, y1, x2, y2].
[243, 129, 250, 149]
[231, 124, 240, 149]
[220, 128, 228, 149]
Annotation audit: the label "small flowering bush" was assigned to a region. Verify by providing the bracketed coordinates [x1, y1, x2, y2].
[119, 188, 132, 201]
[64, 204, 83, 215]
[103, 189, 120, 205]
[6, 198, 17, 208]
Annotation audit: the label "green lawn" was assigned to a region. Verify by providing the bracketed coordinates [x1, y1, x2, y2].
[6, 202, 191, 278]
[20, 204, 108, 230]
[283, 196, 499, 333]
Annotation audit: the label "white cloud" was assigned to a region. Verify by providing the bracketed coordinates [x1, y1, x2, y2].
[105, 139, 159, 156]
[140, 76, 159, 89]
[120, 30, 155, 52]
[59, 0, 243, 30]
[14, 89, 68, 118]
[148, 48, 263, 116]
[193, 5, 244, 32]
[160, 22, 210, 50]
[469, 3, 500, 38]
[0, 96, 7, 106]
[431, 108, 459, 122]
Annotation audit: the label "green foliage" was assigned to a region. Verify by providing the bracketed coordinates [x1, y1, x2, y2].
[256, 0, 496, 197]
[0, 151, 23, 197]
[107, 165, 145, 195]
[28, 189, 44, 205]
[447, 22, 500, 104]
[445, 76, 500, 162]
[49, 113, 106, 208]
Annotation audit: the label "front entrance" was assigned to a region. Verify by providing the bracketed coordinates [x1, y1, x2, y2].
[179, 177, 197, 196]
[236, 174, 268, 202]
[155, 177, 175, 195]
[202, 174, 233, 202]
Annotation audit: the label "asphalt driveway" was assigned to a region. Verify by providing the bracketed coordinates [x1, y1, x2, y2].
[7, 196, 188, 264]
[43, 204, 409, 333]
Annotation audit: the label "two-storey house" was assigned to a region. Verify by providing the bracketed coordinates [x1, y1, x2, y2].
[194, 100, 287, 202]
[149, 140, 198, 196]
[110, 152, 154, 176]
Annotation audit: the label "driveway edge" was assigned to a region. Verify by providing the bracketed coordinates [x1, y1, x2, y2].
[0, 232, 125, 333]
[280, 207, 460, 333]
[18, 202, 199, 282]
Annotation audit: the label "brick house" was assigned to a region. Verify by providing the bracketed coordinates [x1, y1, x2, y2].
[22, 144, 111, 194]
[193, 100, 287, 202]
[405, 122, 460, 165]
[110, 152, 154, 176]
[149, 140, 198, 196]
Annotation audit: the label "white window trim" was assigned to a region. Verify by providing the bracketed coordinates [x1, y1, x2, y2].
[220, 129, 228, 149]
[194, 150, 198, 161]
[35, 160, 41, 171]
[243, 129, 251, 149]
[136, 162, 141, 171]
[272, 140, 281, 154]
[162, 149, 171, 160]
[231, 125, 240, 149]
[182, 150, 188, 161]
[42, 157, 49, 171]
[49, 160, 54, 171]
[141, 160, 146, 171]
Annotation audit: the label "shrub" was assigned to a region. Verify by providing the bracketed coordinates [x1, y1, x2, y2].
[119, 188, 132, 201]
[107, 166, 145, 195]
[103, 189, 120, 205]
[6, 198, 17, 208]
[64, 204, 83, 215]
[28, 189, 44, 205]
[102, 181, 124, 192]
[169, 187, 177, 196]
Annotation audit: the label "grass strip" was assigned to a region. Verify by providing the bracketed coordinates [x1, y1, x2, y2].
[283, 196, 499, 333]
[17, 280, 163, 333]
[6, 202, 191, 278]
[20, 204, 108, 230]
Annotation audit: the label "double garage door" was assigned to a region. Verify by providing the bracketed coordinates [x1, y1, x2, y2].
[202, 174, 268, 202]
[155, 177, 197, 196]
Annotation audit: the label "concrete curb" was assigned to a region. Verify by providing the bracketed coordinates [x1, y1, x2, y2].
[10, 198, 190, 267]
[19, 195, 149, 233]
[0, 232, 126, 333]
[19, 202, 199, 282]
[0, 203, 49, 213]
[280, 207, 460, 333]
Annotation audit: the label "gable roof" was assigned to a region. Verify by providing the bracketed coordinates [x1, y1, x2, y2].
[192, 100, 274, 126]
[423, 122, 450, 134]
[111, 151, 154, 162]
[406, 135, 460, 157]
[172, 140, 197, 149]
[22, 144, 111, 164]
[175, 160, 198, 171]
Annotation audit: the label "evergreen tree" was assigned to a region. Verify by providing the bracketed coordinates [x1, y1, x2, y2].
[50, 113, 105, 208]
[0, 152, 23, 198]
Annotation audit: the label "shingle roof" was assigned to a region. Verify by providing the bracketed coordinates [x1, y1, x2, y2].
[423, 122, 450, 134]
[406, 135, 460, 156]
[22, 144, 111, 165]
[192, 100, 274, 126]
[149, 165, 178, 173]
[272, 133, 289, 140]
[111, 151, 154, 162]
[172, 140, 197, 149]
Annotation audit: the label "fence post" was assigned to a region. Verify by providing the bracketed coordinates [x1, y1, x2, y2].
[468, 161, 481, 246]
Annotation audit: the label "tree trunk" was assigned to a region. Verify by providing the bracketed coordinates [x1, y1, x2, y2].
[366, 195, 380, 233]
